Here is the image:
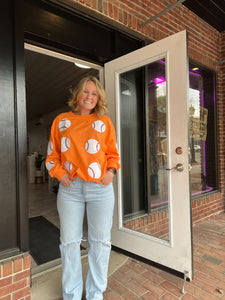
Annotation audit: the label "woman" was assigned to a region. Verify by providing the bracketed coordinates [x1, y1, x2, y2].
[45, 76, 120, 300]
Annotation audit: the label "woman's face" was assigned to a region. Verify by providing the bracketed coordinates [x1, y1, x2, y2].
[78, 81, 99, 115]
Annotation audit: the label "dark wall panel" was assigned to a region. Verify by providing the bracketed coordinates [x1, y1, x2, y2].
[24, 0, 143, 64]
[0, 0, 28, 254]
[0, 0, 18, 250]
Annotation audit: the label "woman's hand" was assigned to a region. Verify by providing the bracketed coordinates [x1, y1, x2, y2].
[60, 173, 74, 187]
[101, 170, 114, 186]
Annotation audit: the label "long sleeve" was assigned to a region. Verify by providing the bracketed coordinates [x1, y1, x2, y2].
[45, 117, 67, 181]
[104, 118, 120, 171]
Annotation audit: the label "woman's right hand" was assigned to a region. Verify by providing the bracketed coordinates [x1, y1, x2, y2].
[60, 173, 74, 187]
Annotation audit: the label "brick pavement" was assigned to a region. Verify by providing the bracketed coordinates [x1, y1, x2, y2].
[104, 213, 225, 299]
[55, 213, 225, 299]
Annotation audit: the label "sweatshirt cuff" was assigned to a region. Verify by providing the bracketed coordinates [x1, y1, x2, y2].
[107, 163, 120, 172]
[50, 168, 67, 182]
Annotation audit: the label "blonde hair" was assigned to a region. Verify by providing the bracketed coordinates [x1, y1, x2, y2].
[68, 76, 108, 116]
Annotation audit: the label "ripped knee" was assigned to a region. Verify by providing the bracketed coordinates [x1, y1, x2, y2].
[89, 238, 111, 248]
[102, 240, 111, 247]
[60, 239, 82, 247]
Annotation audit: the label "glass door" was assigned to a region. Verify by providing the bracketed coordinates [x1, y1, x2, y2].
[105, 30, 193, 279]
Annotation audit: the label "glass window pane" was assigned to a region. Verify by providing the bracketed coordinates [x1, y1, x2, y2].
[189, 65, 217, 196]
[120, 59, 169, 242]
[120, 68, 146, 216]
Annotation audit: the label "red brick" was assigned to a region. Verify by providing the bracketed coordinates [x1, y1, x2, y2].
[13, 259, 23, 274]
[185, 281, 204, 299]
[2, 263, 12, 278]
[23, 255, 31, 271]
[194, 271, 219, 286]
[143, 280, 165, 297]
[142, 292, 159, 300]
[0, 279, 27, 298]
[123, 291, 139, 300]
[125, 279, 148, 296]
[0, 285, 11, 298]
[12, 279, 28, 292]
[0, 277, 12, 289]
[182, 294, 199, 300]
[204, 261, 225, 273]
[161, 293, 179, 299]
[104, 290, 122, 300]
[195, 280, 219, 296]
[13, 270, 30, 283]
[142, 270, 165, 285]
[0, 295, 11, 300]
[107, 278, 128, 295]
[13, 286, 30, 300]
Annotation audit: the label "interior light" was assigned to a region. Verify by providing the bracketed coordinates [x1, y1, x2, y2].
[74, 62, 91, 69]
[192, 67, 199, 71]
[122, 90, 131, 96]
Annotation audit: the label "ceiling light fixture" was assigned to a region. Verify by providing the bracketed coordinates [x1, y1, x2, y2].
[75, 62, 91, 69]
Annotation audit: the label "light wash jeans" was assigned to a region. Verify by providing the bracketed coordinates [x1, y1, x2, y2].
[57, 177, 115, 300]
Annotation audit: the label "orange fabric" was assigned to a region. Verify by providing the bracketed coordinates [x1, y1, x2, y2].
[45, 111, 120, 182]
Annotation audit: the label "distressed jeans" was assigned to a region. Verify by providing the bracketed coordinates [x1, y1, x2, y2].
[57, 177, 115, 300]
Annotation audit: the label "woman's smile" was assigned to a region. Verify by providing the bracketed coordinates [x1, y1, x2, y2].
[79, 81, 99, 115]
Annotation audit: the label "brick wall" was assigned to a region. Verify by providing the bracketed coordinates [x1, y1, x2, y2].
[218, 31, 225, 194]
[73, 0, 221, 67]
[71, 0, 225, 223]
[0, 253, 31, 300]
[125, 210, 169, 239]
[124, 191, 224, 238]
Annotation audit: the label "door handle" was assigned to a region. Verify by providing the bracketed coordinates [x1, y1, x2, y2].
[166, 163, 184, 172]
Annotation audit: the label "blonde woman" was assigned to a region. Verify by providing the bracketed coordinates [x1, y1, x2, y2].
[46, 76, 120, 300]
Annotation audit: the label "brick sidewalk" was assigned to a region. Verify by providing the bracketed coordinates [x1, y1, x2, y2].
[104, 213, 225, 299]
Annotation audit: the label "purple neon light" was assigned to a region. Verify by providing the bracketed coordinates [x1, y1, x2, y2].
[201, 90, 204, 107]
[154, 77, 166, 84]
[189, 71, 201, 77]
[192, 187, 213, 196]
[151, 200, 168, 207]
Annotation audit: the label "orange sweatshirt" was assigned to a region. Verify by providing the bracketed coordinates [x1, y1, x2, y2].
[45, 111, 120, 183]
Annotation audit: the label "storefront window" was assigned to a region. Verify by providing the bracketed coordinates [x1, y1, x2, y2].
[189, 64, 217, 196]
[119, 60, 217, 240]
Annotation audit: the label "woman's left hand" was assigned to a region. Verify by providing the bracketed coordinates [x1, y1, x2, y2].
[101, 170, 114, 186]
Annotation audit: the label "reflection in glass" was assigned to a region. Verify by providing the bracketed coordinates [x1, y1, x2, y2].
[189, 66, 217, 196]
[120, 59, 169, 241]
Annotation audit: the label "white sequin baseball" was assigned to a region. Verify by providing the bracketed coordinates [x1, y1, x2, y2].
[92, 120, 106, 133]
[88, 162, 101, 179]
[47, 141, 53, 155]
[64, 160, 73, 172]
[85, 139, 100, 154]
[61, 137, 70, 152]
[46, 161, 55, 171]
[58, 118, 71, 132]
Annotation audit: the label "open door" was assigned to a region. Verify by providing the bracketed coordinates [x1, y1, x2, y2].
[105, 30, 193, 279]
